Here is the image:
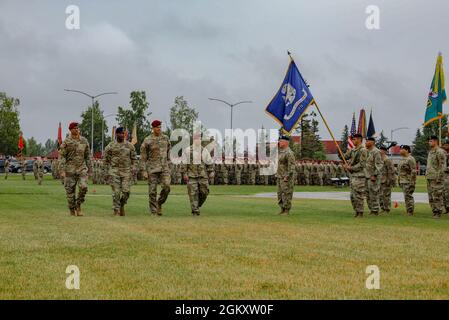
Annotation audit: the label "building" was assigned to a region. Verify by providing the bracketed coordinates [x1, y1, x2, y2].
[291, 136, 342, 161]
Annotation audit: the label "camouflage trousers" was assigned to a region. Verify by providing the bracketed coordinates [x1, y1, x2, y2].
[221, 172, 228, 185]
[366, 178, 381, 213]
[277, 178, 294, 211]
[379, 183, 392, 212]
[22, 170, 26, 180]
[148, 171, 171, 214]
[350, 176, 366, 214]
[304, 173, 310, 185]
[427, 179, 444, 215]
[187, 177, 209, 214]
[4, 169, 8, 179]
[110, 174, 131, 211]
[64, 172, 88, 210]
[443, 174, 449, 212]
[235, 173, 242, 185]
[248, 172, 256, 185]
[400, 183, 415, 214]
[37, 171, 43, 185]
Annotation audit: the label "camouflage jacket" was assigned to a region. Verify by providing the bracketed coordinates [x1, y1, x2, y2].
[426, 147, 446, 180]
[345, 144, 367, 178]
[365, 147, 383, 178]
[380, 156, 396, 185]
[277, 147, 295, 179]
[181, 145, 214, 178]
[103, 141, 137, 176]
[140, 133, 171, 174]
[36, 159, 44, 171]
[398, 155, 416, 184]
[59, 135, 92, 174]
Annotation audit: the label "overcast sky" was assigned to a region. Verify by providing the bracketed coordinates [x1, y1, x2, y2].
[1, 0, 448, 145]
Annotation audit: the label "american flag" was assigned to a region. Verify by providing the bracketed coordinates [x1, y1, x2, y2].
[347, 113, 356, 150]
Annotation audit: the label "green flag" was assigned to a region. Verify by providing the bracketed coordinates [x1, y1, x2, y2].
[424, 53, 446, 126]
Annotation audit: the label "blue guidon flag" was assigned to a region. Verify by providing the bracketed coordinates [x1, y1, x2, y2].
[265, 58, 315, 133]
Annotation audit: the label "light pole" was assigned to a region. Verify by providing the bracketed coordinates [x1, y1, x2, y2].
[64, 89, 118, 155]
[102, 113, 117, 154]
[390, 127, 410, 143]
[208, 98, 252, 132]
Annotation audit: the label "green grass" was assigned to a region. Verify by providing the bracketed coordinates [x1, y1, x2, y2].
[0, 174, 448, 300]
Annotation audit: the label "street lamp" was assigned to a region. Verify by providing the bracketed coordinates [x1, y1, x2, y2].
[208, 98, 252, 132]
[390, 127, 410, 143]
[102, 113, 117, 154]
[64, 89, 118, 155]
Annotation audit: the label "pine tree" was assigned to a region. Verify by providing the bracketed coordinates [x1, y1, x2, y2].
[375, 131, 389, 149]
[340, 125, 349, 154]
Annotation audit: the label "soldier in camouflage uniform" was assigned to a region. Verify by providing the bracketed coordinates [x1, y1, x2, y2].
[398, 145, 416, 215]
[59, 122, 92, 216]
[277, 136, 296, 215]
[234, 159, 243, 185]
[344, 134, 367, 217]
[304, 160, 311, 185]
[140, 120, 171, 216]
[21, 158, 27, 180]
[220, 163, 228, 184]
[426, 135, 446, 218]
[181, 134, 214, 215]
[103, 127, 137, 216]
[33, 159, 38, 180]
[36, 157, 44, 185]
[379, 146, 396, 213]
[248, 162, 257, 185]
[442, 140, 449, 214]
[4, 157, 10, 180]
[365, 137, 383, 215]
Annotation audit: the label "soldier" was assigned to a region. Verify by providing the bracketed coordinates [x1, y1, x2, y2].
[36, 156, 44, 185]
[103, 127, 137, 216]
[248, 161, 257, 185]
[426, 135, 446, 218]
[234, 159, 243, 185]
[365, 137, 383, 215]
[21, 157, 27, 180]
[59, 122, 92, 216]
[277, 136, 296, 215]
[344, 134, 367, 217]
[4, 157, 10, 180]
[379, 146, 396, 213]
[398, 145, 416, 216]
[442, 139, 449, 214]
[33, 159, 38, 180]
[140, 120, 171, 216]
[220, 163, 228, 185]
[303, 160, 311, 185]
[181, 133, 214, 216]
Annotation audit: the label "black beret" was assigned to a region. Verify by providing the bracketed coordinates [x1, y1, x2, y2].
[115, 127, 125, 134]
[429, 135, 439, 141]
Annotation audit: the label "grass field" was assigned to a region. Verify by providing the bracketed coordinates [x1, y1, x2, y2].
[1, 174, 449, 300]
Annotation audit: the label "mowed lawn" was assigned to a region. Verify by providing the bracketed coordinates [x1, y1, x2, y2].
[0, 174, 448, 300]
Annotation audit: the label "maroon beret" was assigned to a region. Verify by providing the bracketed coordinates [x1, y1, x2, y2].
[151, 120, 162, 128]
[68, 122, 79, 130]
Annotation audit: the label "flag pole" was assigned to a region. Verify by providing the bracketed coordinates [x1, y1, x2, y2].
[312, 101, 348, 165]
[439, 117, 442, 145]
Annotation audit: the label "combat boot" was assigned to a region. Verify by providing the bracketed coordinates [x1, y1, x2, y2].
[113, 209, 120, 216]
[407, 211, 414, 216]
[75, 205, 83, 217]
[157, 203, 163, 216]
[70, 208, 76, 216]
[120, 205, 125, 216]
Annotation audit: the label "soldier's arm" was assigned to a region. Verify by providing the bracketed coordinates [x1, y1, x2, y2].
[286, 153, 296, 179]
[166, 136, 172, 165]
[410, 158, 417, 184]
[438, 150, 446, 180]
[102, 145, 111, 176]
[59, 142, 67, 173]
[351, 149, 367, 173]
[130, 144, 138, 172]
[139, 140, 147, 172]
[374, 152, 383, 177]
[84, 140, 92, 173]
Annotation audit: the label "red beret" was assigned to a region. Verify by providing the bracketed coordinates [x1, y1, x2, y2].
[68, 122, 79, 130]
[151, 120, 162, 128]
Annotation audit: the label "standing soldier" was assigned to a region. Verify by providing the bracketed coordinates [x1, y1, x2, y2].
[181, 133, 215, 216]
[442, 139, 449, 214]
[36, 156, 44, 185]
[379, 146, 396, 213]
[220, 163, 228, 185]
[277, 136, 296, 215]
[365, 137, 383, 215]
[4, 157, 10, 180]
[140, 120, 171, 216]
[33, 158, 38, 180]
[234, 159, 243, 185]
[21, 157, 27, 180]
[59, 122, 92, 216]
[426, 135, 446, 218]
[103, 127, 137, 216]
[344, 134, 368, 217]
[398, 145, 417, 216]
[248, 162, 257, 185]
[303, 160, 311, 185]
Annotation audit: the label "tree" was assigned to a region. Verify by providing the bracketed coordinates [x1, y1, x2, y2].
[412, 128, 429, 165]
[375, 131, 389, 149]
[339, 125, 349, 154]
[0, 92, 21, 156]
[169, 96, 199, 132]
[26, 137, 44, 157]
[79, 101, 108, 154]
[116, 91, 150, 152]
[43, 139, 59, 155]
[298, 112, 325, 160]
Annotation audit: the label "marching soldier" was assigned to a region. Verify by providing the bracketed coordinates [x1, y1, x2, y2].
[103, 127, 137, 216]
[442, 139, 449, 214]
[21, 157, 27, 180]
[379, 146, 396, 213]
[426, 135, 446, 218]
[181, 133, 214, 216]
[365, 137, 383, 215]
[4, 157, 10, 180]
[33, 159, 38, 180]
[59, 122, 92, 216]
[140, 120, 171, 216]
[36, 157, 44, 185]
[344, 133, 367, 217]
[277, 136, 296, 215]
[398, 145, 416, 216]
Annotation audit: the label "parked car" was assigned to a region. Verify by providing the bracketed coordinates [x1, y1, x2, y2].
[7, 159, 52, 174]
[0, 159, 5, 173]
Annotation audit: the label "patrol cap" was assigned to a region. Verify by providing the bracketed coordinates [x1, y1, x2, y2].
[115, 127, 125, 134]
[400, 145, 411, 153]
